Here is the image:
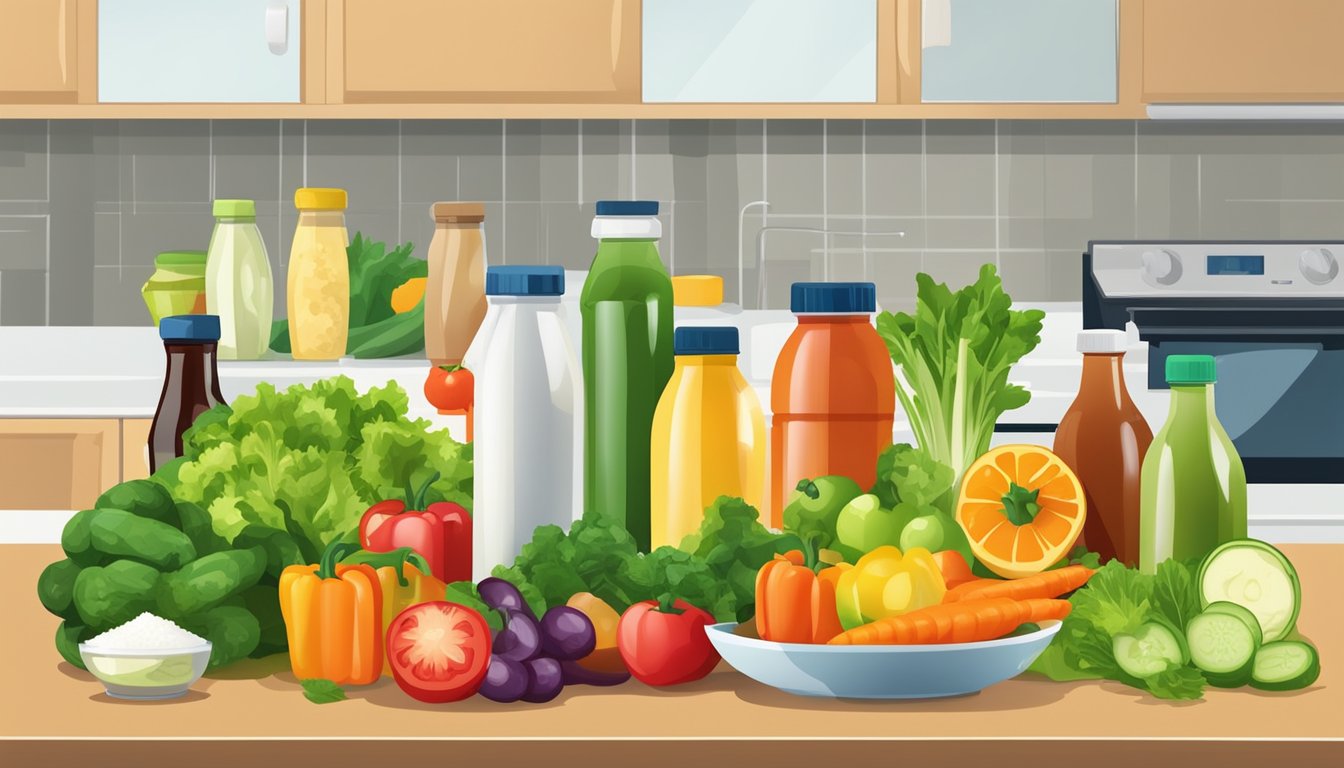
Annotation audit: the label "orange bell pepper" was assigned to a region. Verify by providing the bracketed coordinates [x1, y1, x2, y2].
[754, 550, 851, 644]
[339, 547, 447, 676]
[279, 541, 383, 686]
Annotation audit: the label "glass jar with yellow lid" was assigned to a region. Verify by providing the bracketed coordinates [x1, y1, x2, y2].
[287, 187, 349, 360]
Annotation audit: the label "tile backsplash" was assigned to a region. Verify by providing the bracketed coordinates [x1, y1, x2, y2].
[2, 119, 1344, 325]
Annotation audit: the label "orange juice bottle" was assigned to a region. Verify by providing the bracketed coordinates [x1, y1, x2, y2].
[650, 326, 766, 549]
[769, 283, 894, 528]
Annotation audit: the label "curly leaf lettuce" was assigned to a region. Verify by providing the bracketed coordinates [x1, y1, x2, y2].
[160, 376, 472, 557]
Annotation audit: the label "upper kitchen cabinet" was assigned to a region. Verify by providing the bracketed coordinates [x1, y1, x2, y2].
[920, 0, 1117, 102]
[1143, 0, 1344, 102]
[642, 0, 876, 103]
[0, 0, 89, 103]
[332, 0, 639, 103]
[98, 0, 301, 102]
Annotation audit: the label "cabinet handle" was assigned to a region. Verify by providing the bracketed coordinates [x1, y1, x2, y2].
[266, 0, 289, 55]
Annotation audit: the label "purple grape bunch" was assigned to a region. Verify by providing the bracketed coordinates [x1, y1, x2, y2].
[474, 578, 598, 704]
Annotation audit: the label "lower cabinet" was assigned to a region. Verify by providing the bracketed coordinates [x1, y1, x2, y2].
[0, 418, 151, 510]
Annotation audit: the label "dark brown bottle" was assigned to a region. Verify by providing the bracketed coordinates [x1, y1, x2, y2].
[149, 315, 227, 473]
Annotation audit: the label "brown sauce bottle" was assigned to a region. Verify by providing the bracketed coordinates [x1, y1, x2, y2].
[149, 315, 227, 473]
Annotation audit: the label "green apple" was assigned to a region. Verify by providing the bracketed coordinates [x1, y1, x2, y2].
[835, 494, 914, 555]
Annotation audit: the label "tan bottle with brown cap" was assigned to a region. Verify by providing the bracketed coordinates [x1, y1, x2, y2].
[425, 202, 488, 365]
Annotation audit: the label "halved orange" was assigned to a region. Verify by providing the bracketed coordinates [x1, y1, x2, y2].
[955, 444, 1087, 579]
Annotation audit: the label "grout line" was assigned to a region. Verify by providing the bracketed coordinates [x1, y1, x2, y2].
[501, 120, 507, 263]
[45, 120, 51, 325]
[208, 120, 214, 201]
[1197, 153, 1203, 237]
[302, 120, 308, 187]
[919, 120, 927, 273]
[630, 119, 637, 196]
[577, 119, 584, 204]
[278, 121, 284, 268]
[1133, 120, 1139, 238]
[822, 119, 829, 281]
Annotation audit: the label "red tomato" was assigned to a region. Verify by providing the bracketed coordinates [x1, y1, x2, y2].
[616, 599, 720, 687]
[386, 601, 491, 703]
[423, 364, 474, 412]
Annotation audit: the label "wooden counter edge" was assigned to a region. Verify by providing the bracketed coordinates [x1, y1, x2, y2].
[4, 737, 1342, 767]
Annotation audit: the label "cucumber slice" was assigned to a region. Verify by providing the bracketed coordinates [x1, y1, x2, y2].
[1187, 610, 1259, 688]
[1251, 641, 1321, 691]
[1113, 618, 1190, 679]
[1201, 601, 1264, 648]
[1198, 539, 1300, 642]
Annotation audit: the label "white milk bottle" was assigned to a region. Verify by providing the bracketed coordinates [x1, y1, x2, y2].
[471, 266, 583, 580]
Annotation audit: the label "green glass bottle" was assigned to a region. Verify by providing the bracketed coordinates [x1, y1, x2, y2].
[1139, 355, 1247, 574]
[580, 201, 674, 551]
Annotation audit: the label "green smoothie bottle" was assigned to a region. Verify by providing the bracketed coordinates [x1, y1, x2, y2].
[581, 201, 674, 551]
[1139, 355, 1247, 574]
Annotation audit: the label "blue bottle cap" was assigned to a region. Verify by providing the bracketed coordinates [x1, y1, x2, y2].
[674, 326, 739, 356]
[486, 265, 565, 296]
[595, 200, 659, 216]
[159, 314, 221, 342]
[790, 282, 877, 314]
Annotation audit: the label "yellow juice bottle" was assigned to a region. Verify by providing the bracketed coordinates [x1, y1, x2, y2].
[650, 326, 766, 550]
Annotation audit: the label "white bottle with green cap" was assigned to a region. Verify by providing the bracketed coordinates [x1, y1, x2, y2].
[206, 199, 274, 360]
[1139, 354, 1247, 574]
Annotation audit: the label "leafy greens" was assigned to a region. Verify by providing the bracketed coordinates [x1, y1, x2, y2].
[876, 264, 1045, 488]
[155, 376, 472, 557]
[1029, 559, 1208, 700]
[478, 498, 800, 623]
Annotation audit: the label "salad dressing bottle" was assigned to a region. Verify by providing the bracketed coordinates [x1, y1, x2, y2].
[287, 188, 350, 360]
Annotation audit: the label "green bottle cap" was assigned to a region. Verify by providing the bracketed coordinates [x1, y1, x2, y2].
[154, 250, 207, 268]
[1166, 354, 1217, 384]
[213, 199, 257, 219]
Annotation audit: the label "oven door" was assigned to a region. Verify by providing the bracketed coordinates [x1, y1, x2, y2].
[1135, 307, 1344, 483]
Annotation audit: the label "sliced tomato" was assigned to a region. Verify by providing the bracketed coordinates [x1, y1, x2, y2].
[386, 601, 491, 703]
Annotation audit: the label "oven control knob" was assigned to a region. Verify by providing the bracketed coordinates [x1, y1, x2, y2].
[1141, 249, 1182, 286]
[1299, 248, 1339, 285]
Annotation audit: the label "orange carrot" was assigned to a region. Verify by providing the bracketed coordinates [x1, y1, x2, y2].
[943, 565, 1095, 604]
[827, 598, 1072, 645]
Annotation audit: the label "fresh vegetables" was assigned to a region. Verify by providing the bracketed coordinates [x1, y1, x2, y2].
[359, 472, 472, 583]
[339, 547, 447, 676]
[270, 234, 428, 358]
[163, 376, 472, 557]
[1029, 541, 1320, 699]
[155, 548, 267, 617]
[1250, 641, 1320, 691]
[833, 546, 945, 631]
[930, 551, 975, 590]
[617, 598, 721, 686]
[491, 498, 799, 625]
[876, 264, 1044, 485]
[424, 364, 475, 413]
[277, 541, 384, 686]
[386, 601, 492, 703]
[955, 444, 1087, 578]
[829, 597, 1071, 645]
[944, 564, 1095, 603]
[899, 509, 973, 571]
[73, 560, 161, 628]
[301, 679, 348, 704]
[391, 276, 427, 315]
[754, 551, 848, 644]
[1197, 539, 1300, 642]
[61, 508, 196, 570]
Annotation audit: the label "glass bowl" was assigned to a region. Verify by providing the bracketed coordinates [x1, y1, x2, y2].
[78, 642, 212, 700]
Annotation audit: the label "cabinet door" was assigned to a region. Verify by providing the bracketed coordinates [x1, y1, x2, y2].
[1143, 0, 1344, 102]
[642, 0, 876, 103]
[338, 0, 639, 102]
[121, 419, 152, 482]
[921, 0, 1117, 102]
[0, 420, 120, 510]
[99, 0, 301, 103]
[0, 0, 78, 102]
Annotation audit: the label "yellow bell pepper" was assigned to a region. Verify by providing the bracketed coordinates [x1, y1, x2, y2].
[339, 547, 447, 676]
[278, 541, 383, 686]
[834, 545, 946, 630]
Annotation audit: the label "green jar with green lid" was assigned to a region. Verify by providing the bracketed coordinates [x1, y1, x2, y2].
[142, 250, 207, 326]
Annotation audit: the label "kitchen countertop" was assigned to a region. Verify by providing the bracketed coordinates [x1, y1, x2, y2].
[3, 543, 1340, 766]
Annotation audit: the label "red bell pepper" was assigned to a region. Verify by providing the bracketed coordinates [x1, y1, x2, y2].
[359, 472, 471, 583]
